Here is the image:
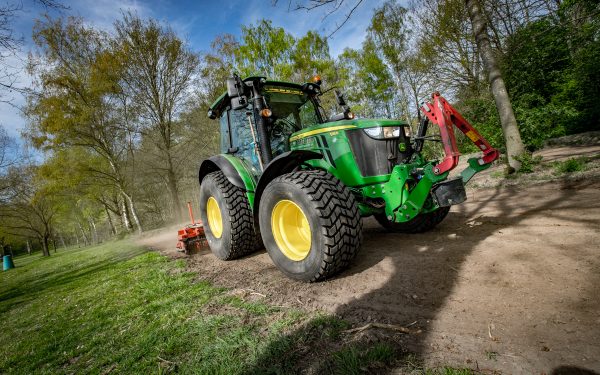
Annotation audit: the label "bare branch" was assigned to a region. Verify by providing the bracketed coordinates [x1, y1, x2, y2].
[288, 0, 365, 38]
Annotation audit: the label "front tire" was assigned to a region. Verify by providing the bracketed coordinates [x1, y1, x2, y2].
[259, 170, 362, 282]
[374, 206, 450, 233]
[199, 171, 258, 260]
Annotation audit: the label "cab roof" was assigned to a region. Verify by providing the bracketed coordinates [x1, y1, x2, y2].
[207, 76, 309, 119]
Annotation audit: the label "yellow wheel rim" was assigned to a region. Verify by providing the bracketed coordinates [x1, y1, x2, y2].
[207, 197, 223, 238]
[271, 200, 311, 261]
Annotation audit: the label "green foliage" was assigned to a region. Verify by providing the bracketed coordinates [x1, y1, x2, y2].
[514, 152, 543, 174]
[232, 20, 336, 84]
[457, 93, 576, 153]
[237, 20, 295, 79]
[339, 40, 396, 118]
[502, 0, 600, 137]
[514, 103, 571, 150]
[368, 1, 410, 75]
[455, 95, 504, 153]
[553, 157, 587, 174]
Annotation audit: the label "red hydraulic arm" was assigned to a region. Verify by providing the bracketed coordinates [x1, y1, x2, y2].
[420, 92, 499, 175]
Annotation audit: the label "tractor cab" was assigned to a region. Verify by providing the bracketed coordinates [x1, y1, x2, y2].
[261, 84, 322, 155]
[208, 76, 345, 174]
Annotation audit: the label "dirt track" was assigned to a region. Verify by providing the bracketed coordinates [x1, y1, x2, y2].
[138, 146, 600, 373]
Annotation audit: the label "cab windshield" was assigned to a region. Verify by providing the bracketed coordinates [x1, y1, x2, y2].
[262, 85, 322, 155]
[263, 86, 321, 129]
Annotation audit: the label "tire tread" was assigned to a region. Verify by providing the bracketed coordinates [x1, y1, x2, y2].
[205, 171, 259, 260]
[375, 206, 450, 233]
[271, 170, 363, 282]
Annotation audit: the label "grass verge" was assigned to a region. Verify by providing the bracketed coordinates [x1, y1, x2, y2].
[0, 241, 389, 374]
[0, 241, 477, 374]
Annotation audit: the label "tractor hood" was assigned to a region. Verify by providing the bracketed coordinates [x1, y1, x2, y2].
[289, 118, 409, 143]
[289, 118, 414, 185]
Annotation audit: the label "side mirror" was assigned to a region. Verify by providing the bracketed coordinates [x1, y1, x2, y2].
[227, 75, 248, 110]
[328, 89, 353, 122]
[335, 90, 347, 108]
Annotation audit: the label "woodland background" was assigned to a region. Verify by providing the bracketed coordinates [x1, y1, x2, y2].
[0, 0, 598, 255]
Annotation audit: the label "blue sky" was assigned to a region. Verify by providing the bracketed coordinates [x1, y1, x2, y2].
[1, 0, 391, 140]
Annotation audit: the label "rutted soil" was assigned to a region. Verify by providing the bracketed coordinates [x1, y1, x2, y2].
[138, 144, 600, 373]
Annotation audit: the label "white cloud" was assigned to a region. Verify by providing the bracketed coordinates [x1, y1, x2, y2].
[74, 0, 154, 29]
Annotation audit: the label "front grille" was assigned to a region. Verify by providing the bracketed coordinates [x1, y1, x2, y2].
[346, 129, 399, 177]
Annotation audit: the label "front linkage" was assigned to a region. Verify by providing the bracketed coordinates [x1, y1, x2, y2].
[369, 92, 499, 223]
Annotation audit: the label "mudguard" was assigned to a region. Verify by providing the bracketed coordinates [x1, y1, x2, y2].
[253, 150, 323, 214]
[199, 154, 256, 193]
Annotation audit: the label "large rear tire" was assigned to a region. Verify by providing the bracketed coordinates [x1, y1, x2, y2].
[199, 171, 259, 260]
[374, 206, 450, 233]
[259, 170, 362, 282]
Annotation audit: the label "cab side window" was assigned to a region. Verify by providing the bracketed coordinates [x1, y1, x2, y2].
[220, 104, 262, 171]
[219, 111, 231, 153]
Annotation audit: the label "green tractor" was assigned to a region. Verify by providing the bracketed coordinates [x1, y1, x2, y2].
[198, 75, 498, 282]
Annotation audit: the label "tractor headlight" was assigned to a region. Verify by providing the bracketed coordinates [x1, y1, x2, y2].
[363, 126, 400, 139]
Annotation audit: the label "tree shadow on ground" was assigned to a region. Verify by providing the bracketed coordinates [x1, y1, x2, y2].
[242, 179, 600, 374]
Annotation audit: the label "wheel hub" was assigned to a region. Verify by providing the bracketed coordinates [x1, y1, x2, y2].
[271, 200, 311, 261]
[206, 197, 223, 238]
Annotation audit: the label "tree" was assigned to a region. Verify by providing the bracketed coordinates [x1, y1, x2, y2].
[0, 165, 56, 256]
[201, 34, 238, 103]
[236, 20, 295, 79]
[114, 13, 200, 221]
[338, 41, 395, 118]
[0, 125, 18, 200]
[39, 147, 127, 242]
[0, 1, 66, 102]
[368, 1, 433, 122]
[27, 16, 144, 233]
[290, 31, 335, 82]
[465, 0, 525, 172]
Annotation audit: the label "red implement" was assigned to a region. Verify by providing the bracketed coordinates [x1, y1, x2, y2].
[420, 92, 499, 175]
[176, 202, 208, 254]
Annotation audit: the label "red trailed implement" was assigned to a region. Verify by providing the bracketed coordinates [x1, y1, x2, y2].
[176, 202, 208, 254]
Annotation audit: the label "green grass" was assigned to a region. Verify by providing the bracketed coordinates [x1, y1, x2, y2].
[514, 152, 543, 174]
[552, 157, 588, 174]
[0, 241, 479, 374]
[0, 241, 402, 374]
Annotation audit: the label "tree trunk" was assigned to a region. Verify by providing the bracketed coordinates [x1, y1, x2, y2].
[41, 235, 50, 256]
[78, 222, 89, 246]
[120, 198, 133, 232]
[166, 155, 183, 221]
[465, 0, 526, 172]
[26, 239, 32, 255]
[89, 217, 99, 244]
[59, 234, 66, 249]
[105, 205, 117, 236]
[123, 191, 143, 235]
